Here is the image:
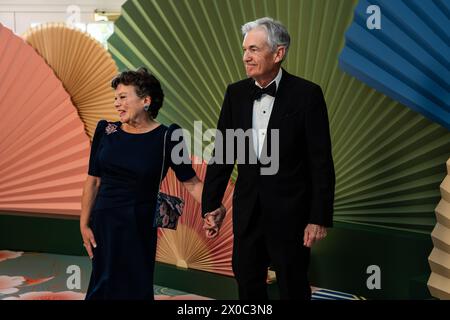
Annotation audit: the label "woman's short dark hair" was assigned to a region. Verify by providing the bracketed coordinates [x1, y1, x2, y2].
[111, 67, 164, 119]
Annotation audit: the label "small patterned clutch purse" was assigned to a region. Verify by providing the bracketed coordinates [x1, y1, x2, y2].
[153, 192, 184, 229]
[153, 126, 184, 230]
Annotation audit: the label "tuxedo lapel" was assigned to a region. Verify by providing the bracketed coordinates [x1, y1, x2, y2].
[239, 70, 291, 132]
[267, 69, 291, 131]
[241, 80, 256, 131]
[237, 70, 292, 162]
[259, 69, 291, 160]
[234, 79, 259, 163]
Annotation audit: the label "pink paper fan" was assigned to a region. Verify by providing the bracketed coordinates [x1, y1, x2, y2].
[156, 156, 234, 276]
[0, 23, 91, 216]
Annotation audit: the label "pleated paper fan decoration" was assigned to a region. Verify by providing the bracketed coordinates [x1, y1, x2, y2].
[428, 158, 450, 299]
[339, 0, 450, 130]
[156, 156, 234, 276]
[109, 0, 450, 234]
[0, 23, 91, 216]
[23, 23, 119, 140]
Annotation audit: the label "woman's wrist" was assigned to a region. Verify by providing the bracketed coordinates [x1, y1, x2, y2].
[80, 220, 89, 229]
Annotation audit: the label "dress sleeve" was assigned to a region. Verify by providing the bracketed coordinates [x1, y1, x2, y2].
[166, 124, 196, 182]
[88, 120, 108, 177]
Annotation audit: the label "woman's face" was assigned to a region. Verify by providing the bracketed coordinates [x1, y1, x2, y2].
[114, 84, 151, 123]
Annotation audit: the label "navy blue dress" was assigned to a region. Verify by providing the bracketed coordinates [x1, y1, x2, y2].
[85, 120, 195, 300]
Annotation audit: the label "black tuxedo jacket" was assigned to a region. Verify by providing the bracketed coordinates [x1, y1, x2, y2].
[202, 69, 335, 239]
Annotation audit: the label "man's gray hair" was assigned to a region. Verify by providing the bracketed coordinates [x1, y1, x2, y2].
[241, 17, 291, 60]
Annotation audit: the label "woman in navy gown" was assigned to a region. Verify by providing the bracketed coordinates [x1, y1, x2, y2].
[79, 68, 221, 299]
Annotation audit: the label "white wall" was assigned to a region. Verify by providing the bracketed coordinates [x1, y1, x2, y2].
[0, 0, 126, 34]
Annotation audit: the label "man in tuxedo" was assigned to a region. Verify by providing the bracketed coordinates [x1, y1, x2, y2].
[202, 17, 335, 300]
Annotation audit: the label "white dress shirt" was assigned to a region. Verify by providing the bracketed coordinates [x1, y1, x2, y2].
[252, 68, 283, 158]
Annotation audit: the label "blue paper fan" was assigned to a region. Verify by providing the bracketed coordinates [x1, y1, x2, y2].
[339, 0, 450, 130]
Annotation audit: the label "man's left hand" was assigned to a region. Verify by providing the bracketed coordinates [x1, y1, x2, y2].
[303, 224, 327, 248]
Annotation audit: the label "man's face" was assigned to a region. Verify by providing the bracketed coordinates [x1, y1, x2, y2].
[242, 28, 284, 83]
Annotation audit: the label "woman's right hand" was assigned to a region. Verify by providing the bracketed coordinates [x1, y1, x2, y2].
[80, 225, 97, 259]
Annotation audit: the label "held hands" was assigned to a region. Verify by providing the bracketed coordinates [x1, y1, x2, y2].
[80, 225, 97, 259]
[303, 224, 327, 248]
[203, 205, 226, 239]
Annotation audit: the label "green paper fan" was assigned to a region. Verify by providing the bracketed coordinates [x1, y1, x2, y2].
[108, 0, 450, 233]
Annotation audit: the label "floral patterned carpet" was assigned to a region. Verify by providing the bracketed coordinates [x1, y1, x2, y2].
[0, 250, 364, 300]
[0, 250, 210, 300]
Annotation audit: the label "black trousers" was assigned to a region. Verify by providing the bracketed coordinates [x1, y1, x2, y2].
[232, 201, 311, 300]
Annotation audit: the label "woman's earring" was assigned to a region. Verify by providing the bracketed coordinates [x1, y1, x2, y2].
[144, 104, 150, 111]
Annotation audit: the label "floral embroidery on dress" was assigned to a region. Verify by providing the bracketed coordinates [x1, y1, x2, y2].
[105, 123, 118, 135]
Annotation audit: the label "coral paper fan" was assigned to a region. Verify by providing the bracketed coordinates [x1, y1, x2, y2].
[0, 23, 90, 216]
[156, 156, 234, 276]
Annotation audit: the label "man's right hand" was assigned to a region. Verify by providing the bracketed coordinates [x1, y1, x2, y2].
[203, 205, 226, 239]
